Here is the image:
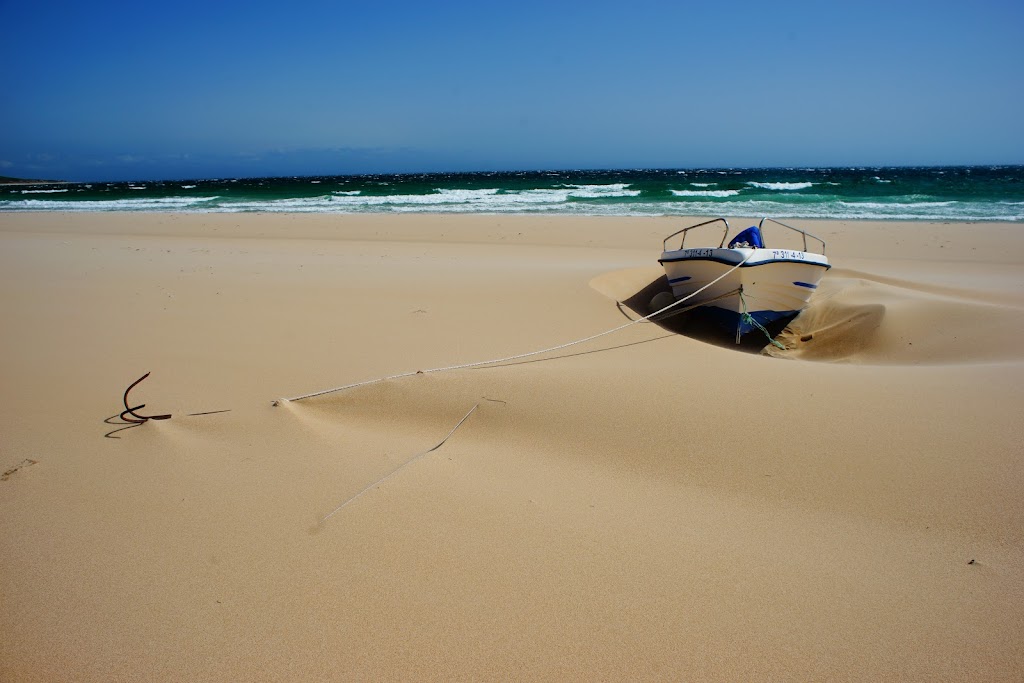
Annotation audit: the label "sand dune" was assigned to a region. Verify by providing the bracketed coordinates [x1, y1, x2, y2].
[771, 267, 1024, 364]
[1, 213, 1022, 681]
[596, 258, 1024, 366]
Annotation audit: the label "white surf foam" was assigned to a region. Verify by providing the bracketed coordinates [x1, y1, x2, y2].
[747, 181, 814, 190]
[565, 183, 640, 198]
[838, 200, 956, 210]
[1, 196, 220, 212]
[670, 189, 741, 198]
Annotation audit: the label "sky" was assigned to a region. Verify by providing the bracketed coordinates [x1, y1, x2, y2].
[2, 0, 1023, 181]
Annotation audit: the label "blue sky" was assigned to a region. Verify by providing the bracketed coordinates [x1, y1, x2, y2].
[2, 0, 1022, 181]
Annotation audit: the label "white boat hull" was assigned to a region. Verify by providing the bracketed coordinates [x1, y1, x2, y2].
[658, 247, 830, 336]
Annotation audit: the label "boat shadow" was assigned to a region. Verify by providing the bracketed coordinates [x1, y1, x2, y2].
[620, 276, 793, 354]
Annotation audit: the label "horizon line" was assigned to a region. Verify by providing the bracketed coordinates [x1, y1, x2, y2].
[5, 162, 1024, 186]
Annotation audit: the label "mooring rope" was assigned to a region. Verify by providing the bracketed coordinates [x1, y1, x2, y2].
[280, 251, 756, 403]
[318, 403, 479, 522]
[739, 290, 786, 350]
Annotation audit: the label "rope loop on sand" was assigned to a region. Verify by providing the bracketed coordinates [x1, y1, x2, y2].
[280, 251, 755, 403]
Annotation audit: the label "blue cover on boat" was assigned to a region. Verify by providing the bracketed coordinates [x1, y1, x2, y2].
[728, 226, 764, 248]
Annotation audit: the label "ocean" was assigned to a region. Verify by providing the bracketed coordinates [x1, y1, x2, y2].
[3, 166, 1023, 221]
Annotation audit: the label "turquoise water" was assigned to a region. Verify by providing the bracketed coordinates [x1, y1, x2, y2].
[3, 166, 1023, 221]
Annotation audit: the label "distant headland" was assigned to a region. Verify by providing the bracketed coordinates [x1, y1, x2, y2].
[0, 175, 67, 186]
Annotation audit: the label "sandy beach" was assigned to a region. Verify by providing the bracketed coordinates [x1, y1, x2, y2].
[2, 211, 1023, 681]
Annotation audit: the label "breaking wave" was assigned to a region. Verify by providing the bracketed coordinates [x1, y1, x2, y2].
[747, 181, 815, 191]
[2, 196, 221, 211]
[670, 189, 741, 198]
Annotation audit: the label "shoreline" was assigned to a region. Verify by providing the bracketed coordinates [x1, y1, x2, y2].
[3, 211, 1023, 268]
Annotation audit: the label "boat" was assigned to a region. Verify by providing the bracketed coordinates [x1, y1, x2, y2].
[658, 217, 830, 342]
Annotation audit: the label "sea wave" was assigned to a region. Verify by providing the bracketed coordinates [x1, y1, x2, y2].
[222, 196, 338, 212]
[667, 188, 741, 196]
[564, 183, 640, 198]
[838, 200, 956, 209]
[221, 188, 507, 212]
[221, 187, 634, 213]
[503, 189, 571, 204]
[19, 188, 69, 194]
[2, 192, 1019, 220]
[1, 196, 220, 211]
[667, 187, 741, 197]
[354, 188, 500, 204]
[747, 182, 814, 190]
[2, 167, 1019, 221]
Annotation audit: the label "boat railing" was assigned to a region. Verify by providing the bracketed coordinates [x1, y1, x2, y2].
[662, 218, 730, 251]
[758, 218, 827, 255]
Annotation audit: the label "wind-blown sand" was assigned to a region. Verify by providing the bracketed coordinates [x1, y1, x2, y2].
[2, 212, 1023, 681]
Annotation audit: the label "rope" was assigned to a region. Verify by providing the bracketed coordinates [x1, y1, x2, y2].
[642, 288, 739, 323]
[739, 290, 786, 349]
[280, 251, 756, 403]
[318, 403, 479, 521]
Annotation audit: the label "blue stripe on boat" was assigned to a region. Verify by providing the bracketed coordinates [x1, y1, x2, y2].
[793, 281, 818, 289]
[660, 255, 831, 270]
[667, 276, 692, 284]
